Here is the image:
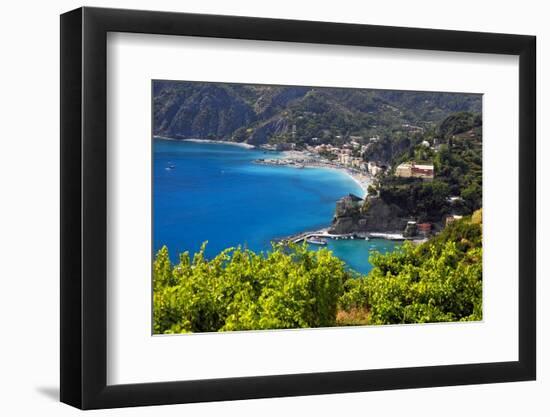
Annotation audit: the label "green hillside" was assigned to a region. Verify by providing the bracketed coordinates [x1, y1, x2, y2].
[153, 81, 481, 146]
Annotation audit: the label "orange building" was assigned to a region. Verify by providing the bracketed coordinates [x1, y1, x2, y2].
[417, 223, 432, 235]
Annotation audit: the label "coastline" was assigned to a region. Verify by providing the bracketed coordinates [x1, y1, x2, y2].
[155, 136, 368, 195]
[264, 150, 370, 198]
[154, 137, 368, 195]
[155, 138, 402, 274]
[280, 228, 425, 244]
[322, 166, 369, 198]
[154, 136, 256, 149]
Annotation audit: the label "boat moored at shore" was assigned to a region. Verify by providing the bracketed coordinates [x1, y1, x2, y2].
[306, 237, 327, 245]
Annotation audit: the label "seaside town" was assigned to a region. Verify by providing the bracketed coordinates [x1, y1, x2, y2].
[252, 134, 469, 246]
[256, 134, 436, 183]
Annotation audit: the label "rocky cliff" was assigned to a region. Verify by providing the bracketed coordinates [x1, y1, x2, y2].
[328, 195, 407, 234]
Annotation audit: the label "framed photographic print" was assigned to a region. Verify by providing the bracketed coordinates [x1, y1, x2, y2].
[60, 6, 536, 409]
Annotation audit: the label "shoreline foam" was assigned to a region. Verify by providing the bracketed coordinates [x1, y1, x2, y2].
[322, 167, 369, 198]
[154, 136, 256, 149]
[263, 150, 370, 198]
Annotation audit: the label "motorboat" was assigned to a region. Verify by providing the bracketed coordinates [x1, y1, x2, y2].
[306, 237, 328, 246]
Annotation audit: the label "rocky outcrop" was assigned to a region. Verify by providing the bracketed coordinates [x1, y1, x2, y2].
[329, 195, 407, 234]
[247, 117, 291, 145]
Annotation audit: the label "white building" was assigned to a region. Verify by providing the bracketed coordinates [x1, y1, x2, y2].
[338, 153, 351, 165]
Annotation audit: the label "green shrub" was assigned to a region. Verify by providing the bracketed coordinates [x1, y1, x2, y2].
[153, 243, 350, 333]
[154, 216, 482, 332]
[355, 216, 482, 325]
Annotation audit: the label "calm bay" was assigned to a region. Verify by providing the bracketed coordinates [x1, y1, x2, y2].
[153, 138, 399, 274]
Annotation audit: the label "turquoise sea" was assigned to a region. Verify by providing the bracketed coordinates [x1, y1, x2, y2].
[153, 138, 400, 275]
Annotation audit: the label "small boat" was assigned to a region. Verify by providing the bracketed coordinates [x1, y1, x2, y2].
[306, 237, 327, 246]
[165, 164, 176, 170]
[365, 237, 370, 241]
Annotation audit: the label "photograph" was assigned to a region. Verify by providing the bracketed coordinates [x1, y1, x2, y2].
[152, 81, 483, 334]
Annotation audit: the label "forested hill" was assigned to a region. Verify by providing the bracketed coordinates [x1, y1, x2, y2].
[153, 81, 482, 146]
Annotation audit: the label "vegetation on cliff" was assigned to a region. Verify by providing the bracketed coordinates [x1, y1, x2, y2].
[372, 111, 482, 222]
[153, 211, 482, 333]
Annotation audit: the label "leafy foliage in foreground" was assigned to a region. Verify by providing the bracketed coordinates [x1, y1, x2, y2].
[341, 211, 482, 324]
[153, 243, 349, 333]
[153, 212, 482, 333]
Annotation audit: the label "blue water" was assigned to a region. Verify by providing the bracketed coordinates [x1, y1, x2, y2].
[308, 239, 401, 275]
[153, 138, 399, 274]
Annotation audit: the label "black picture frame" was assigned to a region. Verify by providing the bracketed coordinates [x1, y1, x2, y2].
[60, 6, 536, 410]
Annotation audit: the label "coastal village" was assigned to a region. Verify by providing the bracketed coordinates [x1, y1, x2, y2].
[256, 135, 435, 183]
[254, 135, 471, 246]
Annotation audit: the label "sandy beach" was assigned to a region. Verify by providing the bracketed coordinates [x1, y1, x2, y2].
[154, 136, 255, 149]
[328, 167, 369, 197]
[182, 138, 255, 149]
[268, 150, 370, 197]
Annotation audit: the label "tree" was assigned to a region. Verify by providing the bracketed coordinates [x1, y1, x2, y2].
[461, 182, 482, 212]
[367, 184, 378, 197]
